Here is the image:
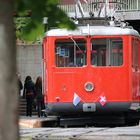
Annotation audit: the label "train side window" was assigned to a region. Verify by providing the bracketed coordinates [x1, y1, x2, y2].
[91, 38, 123, 66]
[132, 38, 135, 68]
[55, 39, 86, 67]
[132, 39, 139, 71]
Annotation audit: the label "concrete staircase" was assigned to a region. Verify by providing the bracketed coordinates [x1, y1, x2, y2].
[19, 97, 37, 116]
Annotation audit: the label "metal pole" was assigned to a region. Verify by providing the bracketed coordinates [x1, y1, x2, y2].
[105, 0, 108, 17]
[42, 17, 48, 96]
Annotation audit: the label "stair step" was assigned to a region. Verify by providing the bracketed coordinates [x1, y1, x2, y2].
[19, 97, 37, 116]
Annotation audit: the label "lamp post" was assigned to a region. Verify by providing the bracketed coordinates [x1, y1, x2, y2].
[43, 17, 48, 33]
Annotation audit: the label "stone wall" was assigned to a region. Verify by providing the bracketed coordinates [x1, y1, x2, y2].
[17, 45, 42, 84]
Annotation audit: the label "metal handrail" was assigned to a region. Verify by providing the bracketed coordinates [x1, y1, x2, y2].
[59, 0, 140, 13]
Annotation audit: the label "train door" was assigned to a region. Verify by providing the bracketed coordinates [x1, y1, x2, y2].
[90, 37, 127, 102]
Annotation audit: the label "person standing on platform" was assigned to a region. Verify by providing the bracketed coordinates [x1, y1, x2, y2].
[17, 73, 23, 96]
[34, 76, 44, 117]
[23, 76, 35, 117]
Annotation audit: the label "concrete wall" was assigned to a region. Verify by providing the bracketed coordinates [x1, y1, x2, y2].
[17, 45, 42, 84]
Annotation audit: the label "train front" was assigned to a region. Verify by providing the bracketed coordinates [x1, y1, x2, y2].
[43, 25, 140, 125]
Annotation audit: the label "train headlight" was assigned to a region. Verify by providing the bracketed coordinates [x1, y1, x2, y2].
[84, 82, 94, 92]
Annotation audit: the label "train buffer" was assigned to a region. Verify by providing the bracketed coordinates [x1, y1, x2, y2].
[19, 116, 58, 128]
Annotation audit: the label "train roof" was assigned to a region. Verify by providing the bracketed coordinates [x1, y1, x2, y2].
[45, 25, 140, 37]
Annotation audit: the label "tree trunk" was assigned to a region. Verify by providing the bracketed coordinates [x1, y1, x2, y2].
[0, 1, 19, 140]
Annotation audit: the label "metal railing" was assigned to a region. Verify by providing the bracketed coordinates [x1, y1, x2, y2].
[59, 0, 140, 13]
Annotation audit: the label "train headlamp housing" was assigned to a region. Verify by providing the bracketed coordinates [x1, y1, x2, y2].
[84, 82, 94, 92]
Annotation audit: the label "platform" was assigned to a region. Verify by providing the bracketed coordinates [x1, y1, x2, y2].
[19, 116, 58, 128]
[19, 116, 140, 140]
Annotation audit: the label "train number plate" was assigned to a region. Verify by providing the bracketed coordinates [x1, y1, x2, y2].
[83, 103, 96, 112]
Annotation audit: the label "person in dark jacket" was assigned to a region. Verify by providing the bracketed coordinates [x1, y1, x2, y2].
[23, 76, 35, 117]
[35, 76, 44, 117]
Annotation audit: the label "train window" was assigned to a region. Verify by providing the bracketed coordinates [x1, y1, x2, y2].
[55, 39, 86, 67]
[91, 38, 123, 66]
[132, 39, 139, 71]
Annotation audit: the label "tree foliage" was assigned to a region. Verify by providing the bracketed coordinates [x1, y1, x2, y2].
[14, 0, 76, 42]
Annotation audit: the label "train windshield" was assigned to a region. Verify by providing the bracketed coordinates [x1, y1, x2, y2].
[91, 38, 123, 66]
[55, 38, 86, 67]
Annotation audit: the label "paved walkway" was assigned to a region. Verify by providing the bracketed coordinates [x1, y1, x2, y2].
[20, 126, 140, 140]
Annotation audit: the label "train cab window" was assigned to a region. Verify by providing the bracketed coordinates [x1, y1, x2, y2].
[55, 39, 86, 67]
[91, 38, 123, 66]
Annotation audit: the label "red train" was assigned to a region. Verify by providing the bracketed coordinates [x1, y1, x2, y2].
[43, 19, 140, 126]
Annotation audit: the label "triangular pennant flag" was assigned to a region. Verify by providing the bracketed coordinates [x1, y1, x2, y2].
[73, 93, 81, 106]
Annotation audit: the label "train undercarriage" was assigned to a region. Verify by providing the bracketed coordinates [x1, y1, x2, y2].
[46, 102, 140, 127]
